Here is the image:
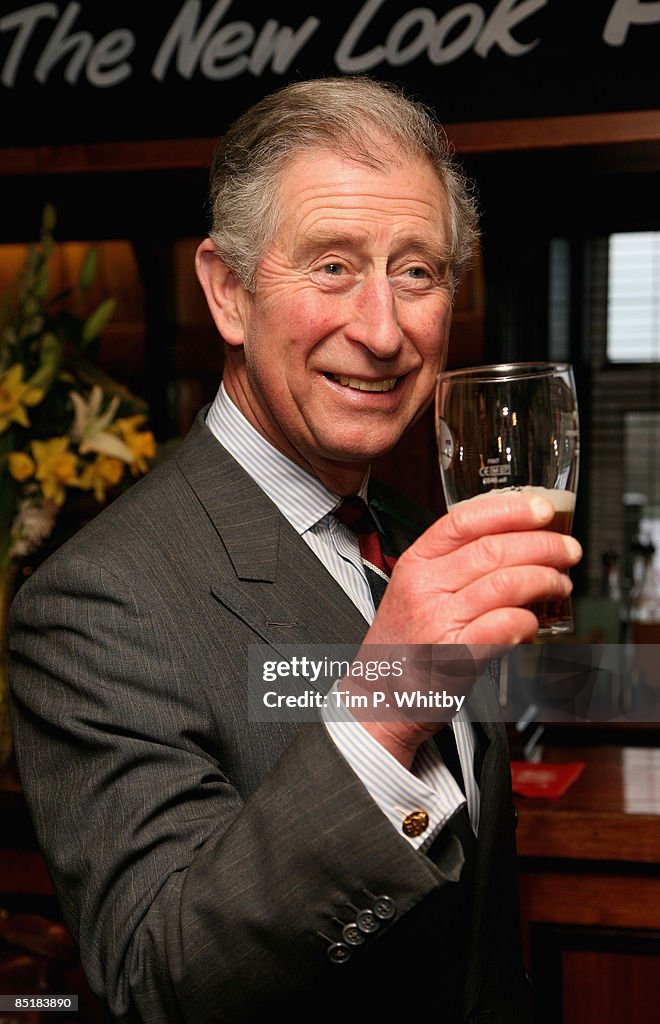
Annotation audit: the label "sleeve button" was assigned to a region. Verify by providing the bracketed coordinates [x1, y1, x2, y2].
[372, 895, 397, 921]
[327, 942, 352, 964]
[355, 909, 380, 935]
[342, 923, 365, 946]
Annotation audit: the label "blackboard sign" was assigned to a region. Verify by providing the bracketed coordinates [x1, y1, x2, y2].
[1, 0, 659, 147]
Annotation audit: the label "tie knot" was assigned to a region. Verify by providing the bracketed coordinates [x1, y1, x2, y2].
[334, 495, 372, 532]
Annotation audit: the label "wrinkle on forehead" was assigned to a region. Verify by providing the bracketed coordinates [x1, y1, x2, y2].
[274, 148, 449, 259]
[280, 142, 442, 194]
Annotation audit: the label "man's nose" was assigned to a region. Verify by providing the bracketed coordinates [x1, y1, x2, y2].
[346, 276, 404, 358]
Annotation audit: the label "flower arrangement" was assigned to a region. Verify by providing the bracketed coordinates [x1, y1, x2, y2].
[0, 206, 156, 569]
[0, 206, 156, 763]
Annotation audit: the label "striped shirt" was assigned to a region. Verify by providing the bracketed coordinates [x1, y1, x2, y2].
[206, 382, 480, 849]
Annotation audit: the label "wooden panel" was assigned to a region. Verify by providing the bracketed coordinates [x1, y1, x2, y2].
[519, 873, 660, 932]
[516, 810, 660, 862]
[2, 111, 658, 176]
[446, 110, 660, 154]
[562, 950, 660, 1024]
[0, 138, 216, 175]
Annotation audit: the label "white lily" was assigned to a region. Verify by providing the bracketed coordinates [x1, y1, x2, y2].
[69, 385, 133, 462]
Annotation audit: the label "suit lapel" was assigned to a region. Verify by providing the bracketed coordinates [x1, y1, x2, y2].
[174, 411, 368, 656]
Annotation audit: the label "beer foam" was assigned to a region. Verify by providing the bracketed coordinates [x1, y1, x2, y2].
[450, 485, 576, 513]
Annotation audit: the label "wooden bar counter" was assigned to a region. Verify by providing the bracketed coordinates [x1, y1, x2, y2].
[514, 745, 660, 1023]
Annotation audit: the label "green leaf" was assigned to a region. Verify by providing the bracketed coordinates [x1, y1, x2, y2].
[34, 266, 50, 301]
[81, 298, 116, 346]
[42, 234, 55, 262]
[41, 203, 57, 235]
[28, 332, 61, 392]
[18, 315, 45, 341]
[79, 248, 98, 292]
[23, 295, 38, 319]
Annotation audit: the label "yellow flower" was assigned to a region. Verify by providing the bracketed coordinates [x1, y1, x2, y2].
[78, 454, 125, 503]
[113, 415, 156, 475]
[7, 451, 36, 482]
[0, 364, 44, 433]
[31, 437, 79, 506]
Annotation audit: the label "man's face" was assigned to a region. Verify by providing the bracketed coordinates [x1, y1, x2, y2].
[224, 145, 454, 488]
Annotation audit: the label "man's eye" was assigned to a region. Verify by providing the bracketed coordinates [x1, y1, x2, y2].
[322, 263, 344, 276]
[406, 266, 429, 279]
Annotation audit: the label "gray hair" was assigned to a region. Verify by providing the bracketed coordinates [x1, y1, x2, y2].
[207, 76, 479, 294]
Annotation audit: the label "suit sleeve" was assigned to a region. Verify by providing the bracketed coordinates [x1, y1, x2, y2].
[9, 551, 454, 1023]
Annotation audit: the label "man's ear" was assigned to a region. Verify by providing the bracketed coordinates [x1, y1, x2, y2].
[195, 238, 250, 348]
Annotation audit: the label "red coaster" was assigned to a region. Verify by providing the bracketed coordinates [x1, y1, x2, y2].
[510, 761, 585, 799]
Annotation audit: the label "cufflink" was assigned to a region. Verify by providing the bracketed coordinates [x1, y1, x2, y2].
[402, 809, 429, 837]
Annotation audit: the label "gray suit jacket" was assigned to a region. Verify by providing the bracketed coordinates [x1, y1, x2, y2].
[9, 411, 529, 1023]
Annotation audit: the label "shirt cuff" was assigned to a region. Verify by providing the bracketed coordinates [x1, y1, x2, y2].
[321, 686, 466, 851]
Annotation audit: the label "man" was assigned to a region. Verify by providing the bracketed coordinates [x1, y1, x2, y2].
[10, 77, 579, 1023]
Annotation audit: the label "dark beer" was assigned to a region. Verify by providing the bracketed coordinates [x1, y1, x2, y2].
[526, 489, 576, 635]
[452, 487, 576, 635]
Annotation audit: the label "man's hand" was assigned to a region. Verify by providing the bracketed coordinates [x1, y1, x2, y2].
[352, 491, 582, 767]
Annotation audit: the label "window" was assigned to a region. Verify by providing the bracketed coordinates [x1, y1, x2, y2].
[607, 232, 660, 362]
[547, 233, 660, 595]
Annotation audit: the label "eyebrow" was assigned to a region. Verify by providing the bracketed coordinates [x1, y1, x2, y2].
[295, 229, 452, 270]
[391, 234, 452, 269]
[293, 229, 371, 259]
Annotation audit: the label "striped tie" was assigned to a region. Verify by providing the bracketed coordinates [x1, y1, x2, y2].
[334, 495, 397, 609]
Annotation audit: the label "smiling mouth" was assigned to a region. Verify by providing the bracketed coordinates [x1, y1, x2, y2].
[325, 374, 398, 393]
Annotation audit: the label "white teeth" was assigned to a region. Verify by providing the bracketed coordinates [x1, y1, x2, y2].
[330, 375, 397, 392]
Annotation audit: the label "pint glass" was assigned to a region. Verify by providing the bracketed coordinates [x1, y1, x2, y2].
[436, 362, 580, 636]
